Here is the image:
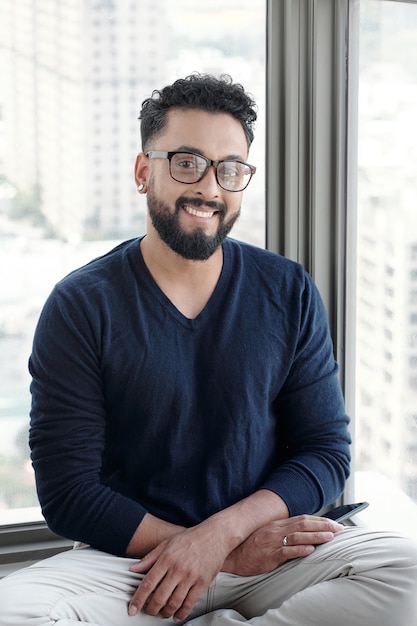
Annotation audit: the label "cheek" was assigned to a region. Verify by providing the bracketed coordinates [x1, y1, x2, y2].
[149, 172, 185, 203]
[226, 198, 242, 219]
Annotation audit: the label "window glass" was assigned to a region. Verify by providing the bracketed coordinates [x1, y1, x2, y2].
[0, 0, 265, 524]
[352, 0, 417, 540]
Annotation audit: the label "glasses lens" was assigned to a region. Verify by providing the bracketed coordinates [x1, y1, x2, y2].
[170, 153, 207, 183]
[217, 161, 252, 191]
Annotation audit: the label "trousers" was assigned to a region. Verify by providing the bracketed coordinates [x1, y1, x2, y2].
[0, 527, 416, 626]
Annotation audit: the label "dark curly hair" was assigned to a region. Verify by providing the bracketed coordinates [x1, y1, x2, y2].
[139, 73, 257, 151]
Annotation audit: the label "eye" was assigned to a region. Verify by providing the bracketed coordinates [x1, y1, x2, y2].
[221, 161, 245, 178]
[172, 153, 205, 172]
[223, 166, 239, 178]
[177, 157, 197, 170]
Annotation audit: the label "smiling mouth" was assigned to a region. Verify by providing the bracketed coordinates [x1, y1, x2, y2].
[183, 204, 217, 219]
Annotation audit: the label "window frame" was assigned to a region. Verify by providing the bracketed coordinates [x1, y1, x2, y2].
[1, 0, 354, 574]
[266, 0, 350, 362]
[265, 0, 353, 492]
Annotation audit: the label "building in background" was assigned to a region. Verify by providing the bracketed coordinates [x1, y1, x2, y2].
[0, 0, 265, 243]
[355, 57, 417, 504]
[356, 208, 417, 501]
[1, 0, 168, 240]
[0, 0, 266, 517]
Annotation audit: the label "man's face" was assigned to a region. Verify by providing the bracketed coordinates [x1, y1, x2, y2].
[141, 108, 249, 260]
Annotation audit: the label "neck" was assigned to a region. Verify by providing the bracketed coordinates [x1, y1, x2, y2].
[141, 226, 223, 283]
[140, 227, 224, 319]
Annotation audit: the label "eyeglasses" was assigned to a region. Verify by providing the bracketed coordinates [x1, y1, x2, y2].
[146, 150, 256, 192]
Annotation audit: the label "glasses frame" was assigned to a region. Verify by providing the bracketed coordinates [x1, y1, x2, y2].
[146, 150, 256, 192]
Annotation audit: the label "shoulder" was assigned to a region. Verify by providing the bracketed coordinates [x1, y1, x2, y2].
[224, 238, 325, 319]
[225, 237, 310, 288]
[38, 239, 141, 324]
[55, 238, 140, 296]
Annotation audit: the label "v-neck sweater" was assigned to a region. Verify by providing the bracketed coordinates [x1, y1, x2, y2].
[29, 237, 351, 556]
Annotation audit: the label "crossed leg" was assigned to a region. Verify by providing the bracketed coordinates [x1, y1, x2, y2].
[0, 527, 416, 626]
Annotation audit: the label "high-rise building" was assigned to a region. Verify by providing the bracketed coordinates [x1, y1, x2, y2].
[1, 0, 168, 239]
[354, 52, 417, 504]
[356, 183, 417, 503]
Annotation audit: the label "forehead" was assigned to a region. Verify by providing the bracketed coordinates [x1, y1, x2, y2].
[155, 108, 248, 159]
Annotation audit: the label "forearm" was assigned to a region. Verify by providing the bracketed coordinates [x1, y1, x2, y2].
[127, 489, 288, 559]
[126, 513, 186, 557]
[199, 488, 289, 554]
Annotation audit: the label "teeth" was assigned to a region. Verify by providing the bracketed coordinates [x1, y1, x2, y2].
[184, 205, 215, 218]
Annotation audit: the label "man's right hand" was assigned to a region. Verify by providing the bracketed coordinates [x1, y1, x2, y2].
[126, 490, 289, 621]
[127, 518, 236, 622]
[125, 490, 309, 620]
[222, 515, 344, 576]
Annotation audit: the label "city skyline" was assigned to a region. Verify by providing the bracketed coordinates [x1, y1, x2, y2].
[0, 0, 265, 244]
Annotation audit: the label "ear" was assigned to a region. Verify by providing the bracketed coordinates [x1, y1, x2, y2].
[134, 152, 149, 188]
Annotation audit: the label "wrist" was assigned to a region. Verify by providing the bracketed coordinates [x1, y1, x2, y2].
[204, 490, 289, 553]
[126, 513, 186, 557]
[221, 549, 238, 574]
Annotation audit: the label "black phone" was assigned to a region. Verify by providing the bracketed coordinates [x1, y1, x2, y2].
[321, 502, 369, 523]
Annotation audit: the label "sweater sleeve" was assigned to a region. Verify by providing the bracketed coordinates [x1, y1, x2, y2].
[29, 283, 147, 556]
[261, 271, 351, 515]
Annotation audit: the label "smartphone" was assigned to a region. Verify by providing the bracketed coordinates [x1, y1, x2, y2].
[321, 502, 369, 523]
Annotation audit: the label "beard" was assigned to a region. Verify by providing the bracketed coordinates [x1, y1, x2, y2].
[146, 185, 240, 261]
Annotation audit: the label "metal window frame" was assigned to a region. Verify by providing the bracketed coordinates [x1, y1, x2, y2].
[266, 0, 350, 371]
[0, 522, 72, 578]
[266, 0, 353, 500]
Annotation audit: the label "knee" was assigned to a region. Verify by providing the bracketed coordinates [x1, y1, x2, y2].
[0, 571, 28, 624]
[389, 534, 417, 615]
[390, 533, 417, 577]
[371, 532, 417, 606]
[342, 528, 417, 590]
[0, 567, 52, 625]
[352, 530, 417, 620]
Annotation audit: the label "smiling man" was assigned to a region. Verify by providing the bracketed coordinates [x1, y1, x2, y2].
[0, 74, 416, 626]
[134, 105, 253, 318]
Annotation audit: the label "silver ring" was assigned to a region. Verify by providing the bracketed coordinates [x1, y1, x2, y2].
[282, 535, 289, 546]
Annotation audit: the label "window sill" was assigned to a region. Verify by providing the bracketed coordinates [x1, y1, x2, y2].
[0, 521, 73, 579]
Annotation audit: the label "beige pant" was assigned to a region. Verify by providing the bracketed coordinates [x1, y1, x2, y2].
[1, 527, 416, 626]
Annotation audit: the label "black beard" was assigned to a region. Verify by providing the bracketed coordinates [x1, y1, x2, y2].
[147, 190, 240, 261]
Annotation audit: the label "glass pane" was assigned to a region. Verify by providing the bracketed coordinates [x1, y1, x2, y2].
[0, 0, 266, 524]
[353, 0, 417, 540]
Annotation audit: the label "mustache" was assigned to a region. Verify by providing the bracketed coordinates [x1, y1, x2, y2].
[175, 196, 227, 216]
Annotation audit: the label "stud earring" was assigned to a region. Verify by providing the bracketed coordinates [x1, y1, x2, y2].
[137, 183, 144, 193]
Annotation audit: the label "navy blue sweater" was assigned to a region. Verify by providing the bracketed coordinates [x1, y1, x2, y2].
[29, 238, 351, 556]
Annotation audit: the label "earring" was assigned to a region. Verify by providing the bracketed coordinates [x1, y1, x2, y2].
[137, 183, 144, 193]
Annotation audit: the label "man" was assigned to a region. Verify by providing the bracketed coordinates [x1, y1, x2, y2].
[0, 74, 416, 625]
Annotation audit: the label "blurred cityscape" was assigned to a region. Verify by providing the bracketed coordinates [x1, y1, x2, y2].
[353, 2, 417, 537]
[0, 0, 266, 519]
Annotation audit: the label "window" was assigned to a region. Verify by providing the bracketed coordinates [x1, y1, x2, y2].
[1, 0, 416, 573]
[348, 0, 417, 540]
[0, 0, 266, 526]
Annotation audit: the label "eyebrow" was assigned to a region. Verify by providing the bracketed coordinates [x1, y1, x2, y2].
[173, 145, 247, 162]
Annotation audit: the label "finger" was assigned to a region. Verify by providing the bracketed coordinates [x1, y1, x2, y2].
[130, 546, 164, 573]
[281, 544, 316, 559]
[130, 558, 154, 574]
[172, 584, 205, 622]
[283, 530, 337, 548]
[128, 568, 168, 616]
[286, 516, 344, 535]
[158, 581, 192, 619]
[147, 569, 207, 619]
[316, 519, 344, 533]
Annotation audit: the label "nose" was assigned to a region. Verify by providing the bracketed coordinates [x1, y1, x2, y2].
[193, 165, 221, 198]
